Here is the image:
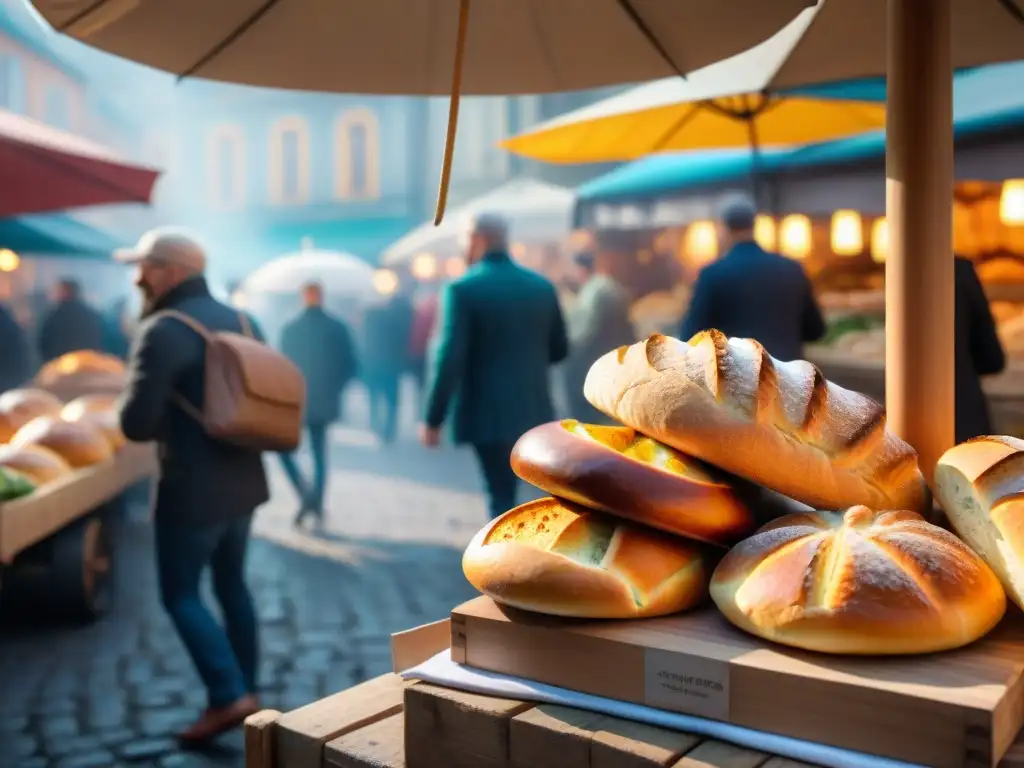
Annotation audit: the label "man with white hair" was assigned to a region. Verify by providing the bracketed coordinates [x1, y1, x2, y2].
[681, 193, 825, 361]
[420, 212, 569, 519]
[115, 227, 266, 744]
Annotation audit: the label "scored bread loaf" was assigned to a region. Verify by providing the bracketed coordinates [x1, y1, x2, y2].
[462, 497, 708, 619]
[11, 416, 113, 468]
[584, 330, 926, 513]
[935, 435, 1024, 610]
[710, 506, 1006, 654]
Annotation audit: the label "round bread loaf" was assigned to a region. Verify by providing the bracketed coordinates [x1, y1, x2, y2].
[61, 395, 125, 451]
[511, 420, 754, 546]
[0, 444, 72, 484]
[37, 350, 126, 381]
[0, 388, 63, 427]
[0, 409, 22, 442]
[463, 497, 708, 619]
[710, 506, 1006, 654]
[11, 416, 113, 468]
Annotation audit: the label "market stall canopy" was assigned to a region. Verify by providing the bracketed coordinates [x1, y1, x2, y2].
[239, 247, 378, 299]
[575, 61, 1024, 224]
[381, 179, 575, 266]
[501, 11, 888, 164]
[31, 0, 815, 94]
[0, 213, 124, 257]
[0, 109, 159, 216]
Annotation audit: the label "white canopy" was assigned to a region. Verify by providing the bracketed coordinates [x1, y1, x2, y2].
[240, 248, 377, 299]
[381, 178, 575, 265]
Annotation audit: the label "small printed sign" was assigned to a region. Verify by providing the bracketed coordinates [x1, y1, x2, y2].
[643, 648, 730, 721]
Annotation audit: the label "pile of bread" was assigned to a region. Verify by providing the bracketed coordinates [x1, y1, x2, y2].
[0, 386, 126, 498]
[35, 350, 127, 402]
[463, 330, 1024, 656]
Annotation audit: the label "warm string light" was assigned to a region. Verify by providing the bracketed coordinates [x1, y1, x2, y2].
[0, 248, 19, 272]
[1000, 179, 1024, 225]
[373, 268, 399, 295]
[830, 210, 863, 256]
[753, 215, 776, 251]
[870, 218, 888, 263]
[683, 220, 718, 264]
[410, 253, 437, 280]
[779, 214, 811, 260]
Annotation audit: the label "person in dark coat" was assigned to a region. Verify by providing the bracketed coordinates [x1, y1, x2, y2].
[420, 212, 569, 519]
[362, 287, 415, 444]
[115, 228, 265, 744]
[101, 296, 131, 359]
[0, 301, 30, 391]
[954, 255, 1005, 443]
[37, 278, 105, 362]
[278, 281, 358, 525]
[681, 194, 826, 362]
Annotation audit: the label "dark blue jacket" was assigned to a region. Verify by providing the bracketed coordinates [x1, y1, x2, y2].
[954, 256, 1005, 442]
[117, 277, 269, 523]
[38, 298, 105, 362]
[280, 306, 358, 425]
[425, 251, 568, 445]
[681, 241, 825, 362]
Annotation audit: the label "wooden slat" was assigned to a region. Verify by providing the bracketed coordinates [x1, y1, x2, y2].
[324, 712, 405, 768]
[510, 704, 607, 768]
[591, 719, 701, 768]
[243, 709, 281, 768]
[404, 682, 531, 766]
[275, 673, 406, 766]
[672, 741, 769, 768]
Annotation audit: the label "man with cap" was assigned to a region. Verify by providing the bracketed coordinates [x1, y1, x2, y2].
[115, 227, 266, 744]
[681, 193, 825, 362]
[419, 212, 568, 519]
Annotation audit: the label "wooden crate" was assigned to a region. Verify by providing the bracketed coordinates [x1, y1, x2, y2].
[452, 596, 1024, 768]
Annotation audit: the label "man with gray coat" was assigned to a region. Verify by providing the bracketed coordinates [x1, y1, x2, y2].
[115, 228, 265, 744]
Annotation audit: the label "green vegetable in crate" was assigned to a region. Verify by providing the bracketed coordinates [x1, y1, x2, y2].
[0, 466, 36, 501]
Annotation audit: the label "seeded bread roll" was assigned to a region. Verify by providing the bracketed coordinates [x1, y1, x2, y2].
[462, 497, 708, 619]
[935, 435, 1024, 610]
[511, 420, 754, 546]
[710, 506, 1006, 655]
[584, 331, 927, 513]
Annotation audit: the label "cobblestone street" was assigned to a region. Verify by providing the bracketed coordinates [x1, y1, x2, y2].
[0, 386, 529, 767]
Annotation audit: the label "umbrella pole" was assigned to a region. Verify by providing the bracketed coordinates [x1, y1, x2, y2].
[885, 0, 954, 492]
[434, 0, 471, 226]
[746, 116, 763, 209]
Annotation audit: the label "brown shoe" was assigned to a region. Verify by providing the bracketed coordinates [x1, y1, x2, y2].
[177, 694, 261, 745]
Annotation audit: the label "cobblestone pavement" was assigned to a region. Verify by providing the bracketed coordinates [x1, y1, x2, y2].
[0, 386, 517, 768]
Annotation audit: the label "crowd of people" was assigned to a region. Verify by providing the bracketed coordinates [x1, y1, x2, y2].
[0, 190, 1007, 746]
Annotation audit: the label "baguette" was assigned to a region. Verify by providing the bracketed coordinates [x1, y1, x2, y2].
[584, 330, 926, 513]
[462, 497, 708, 619]
[935, 435, 1024, 609]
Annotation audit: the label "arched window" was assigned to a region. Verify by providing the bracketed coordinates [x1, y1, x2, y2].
[268, 116, 310, 205]
[205, 125, 246, 211]
[0, 55, 25, 113]
[44, 86, 70, 130]
[334, 108, 380, 200]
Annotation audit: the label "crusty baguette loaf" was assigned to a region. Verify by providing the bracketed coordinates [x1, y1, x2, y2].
[710, 505, 1006, 654]
[511, 419, 754, 546]
[584, 330, 927, 513]
[462, 497, 708, 619]
[935, 435, 1024, 610]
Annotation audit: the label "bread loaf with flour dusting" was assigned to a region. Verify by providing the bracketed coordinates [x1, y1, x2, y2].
[583, 330, 926, 513]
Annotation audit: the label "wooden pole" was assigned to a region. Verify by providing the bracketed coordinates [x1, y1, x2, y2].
[885, 0, 954, 490]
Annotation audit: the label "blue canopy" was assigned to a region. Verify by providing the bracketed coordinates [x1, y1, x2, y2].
[577, 62, 1024, 206]
[0, 213, 123, 257]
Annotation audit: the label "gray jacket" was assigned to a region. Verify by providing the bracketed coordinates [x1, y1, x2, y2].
[118, 277, 269, 523]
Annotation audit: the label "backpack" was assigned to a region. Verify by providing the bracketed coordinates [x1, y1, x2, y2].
[156, 310, 305, 452]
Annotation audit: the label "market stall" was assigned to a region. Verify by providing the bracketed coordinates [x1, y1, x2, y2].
[0, 351, 157, 621]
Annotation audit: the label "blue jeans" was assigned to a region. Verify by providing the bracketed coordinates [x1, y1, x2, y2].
[279, 422, 329, 512]
[155, 514, 257, 708]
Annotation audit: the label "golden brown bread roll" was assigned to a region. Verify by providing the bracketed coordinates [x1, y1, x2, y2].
[709, 506, 1005, 654]
[0, 410, 21, 443]
[511, 420, 754, 546]
[0, 444, 72, 484]
[462, 497, 708, 619]
[37, 350, 126, 381]
[0, 388, 63, 427]
[584, 331, 927, 513]
[11, 416, 113, 468]
[61, 395, 126, 451]
[935, 435, 1024, 610]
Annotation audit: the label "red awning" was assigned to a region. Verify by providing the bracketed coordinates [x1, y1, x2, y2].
[0, 109, 160, 217]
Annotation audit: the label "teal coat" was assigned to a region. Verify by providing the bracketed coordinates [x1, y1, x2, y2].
[424, 252, 568, 445]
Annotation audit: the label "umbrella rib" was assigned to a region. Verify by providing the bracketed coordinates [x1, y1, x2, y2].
[649, 104, 702, 153]
[179, 0, 285, 80]
[613, 0, 687, 77]
[54, 0, 110, 32]
[996, 0, 1024, 24]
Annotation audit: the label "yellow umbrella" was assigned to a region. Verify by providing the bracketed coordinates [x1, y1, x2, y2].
[501, 11, 886, 164]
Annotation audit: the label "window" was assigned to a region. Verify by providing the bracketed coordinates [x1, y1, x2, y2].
[268, 116, 310, 205]
[0, 55, 24, 113]
[44, 86, 70, 130]
[333, 108, 380, 200]
[205, 125, 246, 211]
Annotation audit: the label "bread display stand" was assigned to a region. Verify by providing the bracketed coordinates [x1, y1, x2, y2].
[0, 442, 157, 621]
[244, 618, 1024, 768]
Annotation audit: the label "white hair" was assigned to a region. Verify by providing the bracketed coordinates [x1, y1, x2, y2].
[467, 211, 509, 249]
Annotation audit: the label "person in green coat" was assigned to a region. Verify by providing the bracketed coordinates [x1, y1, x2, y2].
[419, 212, 569, 519]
